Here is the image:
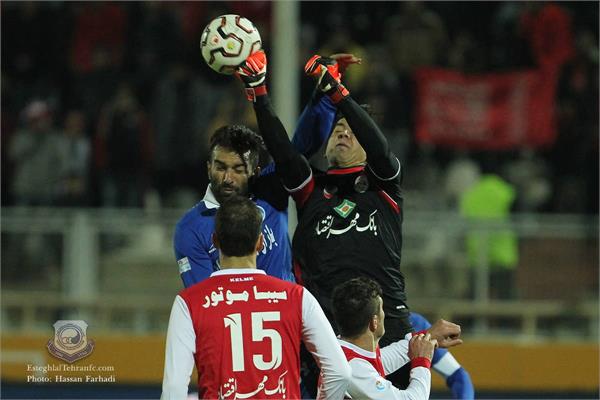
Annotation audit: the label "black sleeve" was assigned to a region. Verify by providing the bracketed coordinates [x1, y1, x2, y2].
[253, 95, 312, 190]
[336, 97, 400, 180]
[252, 171, 290, 211]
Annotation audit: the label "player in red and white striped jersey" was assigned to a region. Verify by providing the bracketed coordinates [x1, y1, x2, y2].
[161, 196, 351, 399]
[331, 277, 462, 399]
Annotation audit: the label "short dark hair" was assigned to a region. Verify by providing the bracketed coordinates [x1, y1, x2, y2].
[215, 195, 262, 257]
[332, 277, 382, 338]
[209, 125, 264, 172]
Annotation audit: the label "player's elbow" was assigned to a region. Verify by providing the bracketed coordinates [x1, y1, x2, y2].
[342, 361, 353, 383]
[336, 362, 353, 388]
[323, 362, 352, 395]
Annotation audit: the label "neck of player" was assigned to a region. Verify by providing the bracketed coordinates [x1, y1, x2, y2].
[341, 331, 378, 353]
[219, 255, 257, 270]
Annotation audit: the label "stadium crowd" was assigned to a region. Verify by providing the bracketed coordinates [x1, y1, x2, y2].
[2, 1, 598, 213]
[2, 1, 598, 215]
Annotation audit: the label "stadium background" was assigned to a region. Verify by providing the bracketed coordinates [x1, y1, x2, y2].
[1, 1, 598, 398]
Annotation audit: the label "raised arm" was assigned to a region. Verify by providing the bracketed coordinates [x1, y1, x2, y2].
[305, 54, 401, 180]
[292, 93, 336, 158]
[337, 97, 400, 180]
[292, 54, 362, 158]
[236, 51, 312, 191]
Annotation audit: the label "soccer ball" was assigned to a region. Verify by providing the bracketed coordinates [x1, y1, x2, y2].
[200, 14, 262, 75]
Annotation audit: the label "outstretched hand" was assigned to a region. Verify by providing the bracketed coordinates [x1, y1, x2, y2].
[427, 319, 463, 348]
[329, 53, 362, 74]
[236, 50, 268, 102]
[303, 54, 350, 103]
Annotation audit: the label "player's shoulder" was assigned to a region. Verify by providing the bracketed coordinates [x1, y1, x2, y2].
[254, 274, 304, 295]
[254, 198, 282, 217]
[178, 275, 216, 299]
[347, 357, 379, 378]
[175, 201, 216, 232]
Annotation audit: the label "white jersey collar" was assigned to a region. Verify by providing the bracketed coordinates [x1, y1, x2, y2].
[210, 269, 266, 277]
[338, 338, 377, 359]
[203, 185, 220, 209]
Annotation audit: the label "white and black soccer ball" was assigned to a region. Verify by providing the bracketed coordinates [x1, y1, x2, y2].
[200, 14, 262, 75]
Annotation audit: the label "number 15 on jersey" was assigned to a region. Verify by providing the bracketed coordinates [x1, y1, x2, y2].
[224, 311, 283, 372]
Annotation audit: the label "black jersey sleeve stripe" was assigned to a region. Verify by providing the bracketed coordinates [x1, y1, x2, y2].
[287, 174, 315, 208]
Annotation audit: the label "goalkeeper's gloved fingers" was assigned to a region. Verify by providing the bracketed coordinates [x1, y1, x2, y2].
[304, 54, 341, 82]
[237, 50, 268, 102]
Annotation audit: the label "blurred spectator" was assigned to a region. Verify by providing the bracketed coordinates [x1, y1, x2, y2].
[347, 46, 400, 132]
[0, 1, 596, 216]
[385, 1, 448, 75]
[70, 3, 127, 73]
[8, 100, 66, 206]
[96, 84, 154, 208]
[58, 110, 91, 206]
[444, 154, 481, 209]
[1, 2, 60, 79]
[1, 73, 18, 206]
[131, 2, 181, 103]
[503, 150, 551, 213]
[384, 1, 447, 131]
[1, 2, 66, 116]
[518, 2, 575, 72]
[460, 174, 518, 299]
[70, 47, 124, 120]
[447, 30, 486, 73]
[490, 2, 530, 69]
[229, 1, 271, 31]
[551, 28, 599, 214]
[152, 61, 220, 204]
[319, 27, 369, 92]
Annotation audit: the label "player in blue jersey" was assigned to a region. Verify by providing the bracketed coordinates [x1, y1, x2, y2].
[173, 125, 295, 286]
[173, 55, 360, 288]
[410, 312, 475, 399]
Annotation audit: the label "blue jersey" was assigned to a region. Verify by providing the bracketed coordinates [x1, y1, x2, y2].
[291, 94, 336, 158]
[173, 166, 294, 287]
[174, 95, 335, 288]
[410, 312, 475, 400]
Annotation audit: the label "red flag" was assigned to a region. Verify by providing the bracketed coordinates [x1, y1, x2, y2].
[414, 68, 557, 150]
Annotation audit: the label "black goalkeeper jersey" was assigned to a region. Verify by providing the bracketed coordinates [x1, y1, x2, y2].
[251, 94, 413, 339]
[292, 164, 409, 325]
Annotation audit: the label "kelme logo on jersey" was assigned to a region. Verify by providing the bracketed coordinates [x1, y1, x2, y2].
[47, 320, 95, 363]
[334, 199, 356, 218]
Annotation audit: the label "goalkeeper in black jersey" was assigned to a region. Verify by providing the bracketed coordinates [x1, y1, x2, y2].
[236, 50, 413, 390]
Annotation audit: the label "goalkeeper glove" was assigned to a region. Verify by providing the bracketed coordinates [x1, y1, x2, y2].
[304, 54, 349, 103]
[236, 50, 268, 102]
